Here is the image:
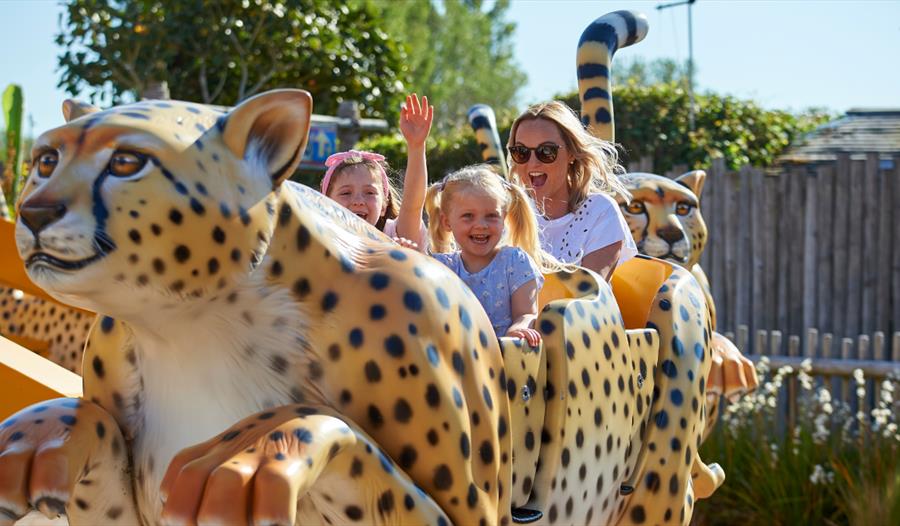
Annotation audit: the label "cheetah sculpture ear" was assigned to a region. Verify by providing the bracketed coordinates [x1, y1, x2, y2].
[676, 170, 706, 200]
[62, 99, 100, 123]
[222, 89, 312, 188]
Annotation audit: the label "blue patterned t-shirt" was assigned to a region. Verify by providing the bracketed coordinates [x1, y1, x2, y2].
[433, 246, 543, 337]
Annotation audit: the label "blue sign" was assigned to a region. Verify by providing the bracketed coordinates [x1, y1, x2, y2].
[301, 122, 338, 169]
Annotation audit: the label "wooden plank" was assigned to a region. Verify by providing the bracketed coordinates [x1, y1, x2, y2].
[756, 330, 768, 356]
[736, 167, 752, 332]
[700, 165, 713, 274]
[846, 159, 866, 339]
[841, 338, 853, 405]
[803, 168, 818, 335]
[770, 330, 783, 356]
[764, 173, 780, 330]
[816, 164, 835, 333]
[876, 159, 893, 334]
[861, 153, 880, 335]
[776, 172, 791, 333]
[788, 166, 806, 337]
[832, 154, 851, 339]
[737, 324, 749, 353]
[745, 355, 900, 378]
[892, 156, 900, 337]
[805, 328, 818, 359]
[708, 159, 725, 319]
[787, 335, 800, 429]
[894, 332, 900, 362]
[858, 334, 870, 361]
[822, 332, 834, 394]
[750, 168, 765, 339]
[873, 331, 885, 405]
[724, 170, 740, 333]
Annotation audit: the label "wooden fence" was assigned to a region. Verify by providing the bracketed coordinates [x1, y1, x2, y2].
[731, 325, 899, 421]
[688, 154, 900, 352]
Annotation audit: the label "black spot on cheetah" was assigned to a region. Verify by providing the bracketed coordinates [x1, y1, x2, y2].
[479, 440, 494, 464]
[96, 421, 106, 439]
[433, 464, 453, 490]
[128, 229, 141, 244]
[208, 258, 220, 275]
[368, 405, 384, 428]
[169, 208, 183, 224]
[321, 291, 338, 311]
[92, 356, 105, 378]
[270, 355, 288, 374]
[174, 245, 190, 263]
[297, 226, 311, 251]
[385, 335, 405, 357]
[100, 316, 115, 333]
[345, 505, 363, 521]
[425, 384, 441, 407]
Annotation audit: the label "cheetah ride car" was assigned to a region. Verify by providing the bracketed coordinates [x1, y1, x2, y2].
[0, 10, 726, 526]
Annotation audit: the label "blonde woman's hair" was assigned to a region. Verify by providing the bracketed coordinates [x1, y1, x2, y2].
[507, 101, 631, 214]
[323, 156, 400, 231]
[425, 164, 569, 273]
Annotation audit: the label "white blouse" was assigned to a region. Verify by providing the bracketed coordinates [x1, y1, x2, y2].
[537, 193, 638, 266]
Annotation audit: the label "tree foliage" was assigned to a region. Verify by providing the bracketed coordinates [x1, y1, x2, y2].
[358, 82, 832, 181]
[558, 83, 831, 172]
[56, 0, 409, 119]
[373, 0, 526, 131]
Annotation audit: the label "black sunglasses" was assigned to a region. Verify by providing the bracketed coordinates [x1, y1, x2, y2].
[507, 142, 561, 164]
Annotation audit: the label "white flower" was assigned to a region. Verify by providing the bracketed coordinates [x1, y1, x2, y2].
[818, 388, 832, 404]
[853, 368, 865, 385]
[856, 387, 866, 399]
[822, 402, 833, 415]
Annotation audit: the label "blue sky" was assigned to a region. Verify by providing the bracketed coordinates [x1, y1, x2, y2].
[2, 0, 899, 136]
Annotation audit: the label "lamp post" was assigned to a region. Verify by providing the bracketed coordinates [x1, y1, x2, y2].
[657, 0, 696, 131]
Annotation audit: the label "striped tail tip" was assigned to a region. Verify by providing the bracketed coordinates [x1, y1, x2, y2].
[577, 10, 649, 58]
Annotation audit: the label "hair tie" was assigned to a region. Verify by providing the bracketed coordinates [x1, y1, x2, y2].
[320, 150, 389, 197]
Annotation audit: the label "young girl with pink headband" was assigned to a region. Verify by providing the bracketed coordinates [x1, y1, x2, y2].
[320, 94, 433, 251]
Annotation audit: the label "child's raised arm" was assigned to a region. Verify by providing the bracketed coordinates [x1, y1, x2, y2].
[395, 94, 433, 248]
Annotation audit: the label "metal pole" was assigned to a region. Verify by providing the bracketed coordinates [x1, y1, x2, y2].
[687, 0, 695, 131]
[657, 0, 696, 131]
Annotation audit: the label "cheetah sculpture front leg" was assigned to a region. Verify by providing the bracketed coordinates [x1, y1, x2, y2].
[0, 399, 139, 525]
[159, 405, 449, 525]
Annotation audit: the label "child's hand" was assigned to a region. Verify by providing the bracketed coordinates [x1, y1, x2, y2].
[507, 327, 542, 347]
[399, 93, 433, 148]
[392, 237, 419, 251]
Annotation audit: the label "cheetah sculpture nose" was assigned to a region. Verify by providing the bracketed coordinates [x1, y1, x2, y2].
[19, 202, 67, 235]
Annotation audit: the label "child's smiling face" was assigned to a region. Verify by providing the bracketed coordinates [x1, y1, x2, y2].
[326, 164, 386, 226]
[441, 188, 505, 259]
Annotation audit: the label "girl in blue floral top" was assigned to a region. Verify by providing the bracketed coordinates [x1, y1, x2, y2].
[425, 165, 565, 345]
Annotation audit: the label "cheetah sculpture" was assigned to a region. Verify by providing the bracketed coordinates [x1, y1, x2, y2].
[1, 30, 713, 526]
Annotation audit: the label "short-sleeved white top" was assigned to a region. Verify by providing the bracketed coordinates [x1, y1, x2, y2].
[537, 193, 637, 266]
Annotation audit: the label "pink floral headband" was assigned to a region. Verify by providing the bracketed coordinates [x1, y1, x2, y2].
[320, 150, 389, 196]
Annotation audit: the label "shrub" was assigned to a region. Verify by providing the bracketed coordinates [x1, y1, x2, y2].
[695, 359, 900, 525]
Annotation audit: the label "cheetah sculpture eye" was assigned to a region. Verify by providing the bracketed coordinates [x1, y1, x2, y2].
[624, 201, 645, 215]
[35, 150, 59, 178]
[108, 151, 147, 177]
[675, 202, 694, 216]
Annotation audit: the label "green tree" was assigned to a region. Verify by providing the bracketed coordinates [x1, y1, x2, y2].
[559, 83, 832, 172]
[56, 0, 409, 119]
[373, 0, 526, 131]
[612, 57, 691, 87]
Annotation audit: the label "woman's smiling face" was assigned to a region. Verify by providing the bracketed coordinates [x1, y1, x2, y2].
[510, 118, 572, 209]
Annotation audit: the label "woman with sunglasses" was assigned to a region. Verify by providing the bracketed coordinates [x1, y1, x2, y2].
[506, 101, 636, 281]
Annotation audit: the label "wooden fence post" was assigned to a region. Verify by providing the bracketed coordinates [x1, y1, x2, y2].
[777, 172, 791, 334]
[846, 160, 866, 338]
[764, 173, 780, 330]
[874, 332, 885, 406]
[770, 330, 783, 356]
[893, 332, 900, 362]
[750, 168, 765, 343]
[710, 158, 727, 331]
[803, 169, 818, 336]
[822, 333, 834, 392]
[841, 338, 853, 405]
[724, 170, 740, 333]
[756, 330, 768, 356]
[862, 153, 880, 335]
[787, 335, 801, 430]
[892, 156, 900, 337]
[789, 167, 806, 337]
[876, 157, 893, 334]
[832, 154, 851, 340]
[737, 325, 749, 355]
[816, 164, 835, 333]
